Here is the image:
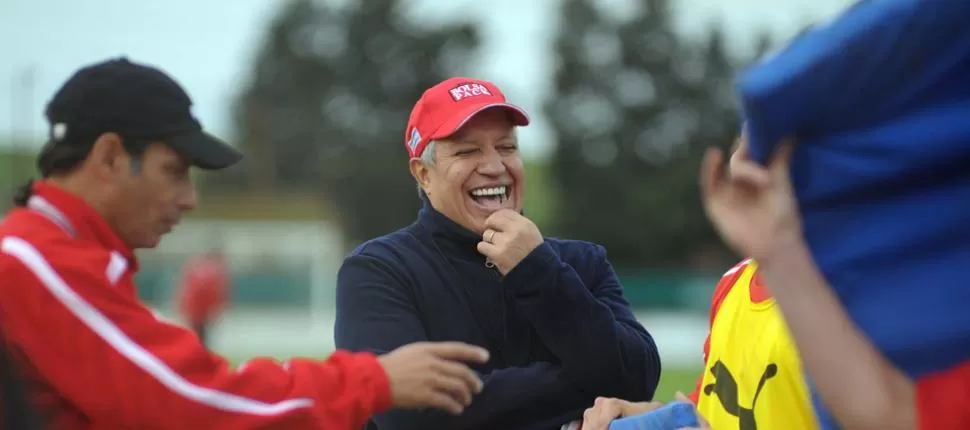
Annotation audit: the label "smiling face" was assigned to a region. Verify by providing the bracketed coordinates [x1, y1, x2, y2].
[410, 108, 525, 234]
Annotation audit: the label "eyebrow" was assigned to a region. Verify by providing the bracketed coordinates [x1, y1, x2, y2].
[455, 133, 516, 144]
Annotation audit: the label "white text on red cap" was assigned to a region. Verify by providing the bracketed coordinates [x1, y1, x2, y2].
[449, 83, 493, 101]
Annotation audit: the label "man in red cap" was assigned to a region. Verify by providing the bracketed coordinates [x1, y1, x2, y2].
[0, 58, 491, 429]
[334, 77, 661, 430]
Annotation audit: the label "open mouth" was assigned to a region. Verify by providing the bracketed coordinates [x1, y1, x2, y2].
[468, 185, 511, 211]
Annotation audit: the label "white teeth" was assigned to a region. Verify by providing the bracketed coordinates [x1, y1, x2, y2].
[470, 186, 507, 197]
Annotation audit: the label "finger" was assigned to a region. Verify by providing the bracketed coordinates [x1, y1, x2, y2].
[429, 373, 474, 408]
[482, 228, 497, 244]
[426, 390, 466, 415]
[641, 401, 665, 414]
[730, 137, 750, 162]
[482, 229, 508, 247]
[770, 139, 796, 177]
[728, 159, 772, 189]
[476, 241, 500, 258]
[434, 359, 484, 394]
[583, 417, 608, 430]
[422, 342, 490, 363]
[695, 407, 711, 428]
[674, 392, 709, 428]
[699, 147, 726, 202]
[582, 409, 611, 430]
[590, 397, 624, 420]
[484, 209, 519, 231]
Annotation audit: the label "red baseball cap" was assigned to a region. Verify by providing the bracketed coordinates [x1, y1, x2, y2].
[404, 77, 530, 158]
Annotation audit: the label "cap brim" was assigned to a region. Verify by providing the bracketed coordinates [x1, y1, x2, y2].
[431, 102, 530, 140]
[166, 131, 243, 170]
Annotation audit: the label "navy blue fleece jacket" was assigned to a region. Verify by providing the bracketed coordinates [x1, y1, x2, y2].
[334, 201, 661, 430]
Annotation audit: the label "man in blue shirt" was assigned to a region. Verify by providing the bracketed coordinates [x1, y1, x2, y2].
[738, 0, 970, 426]
[334, 77, 661, 430]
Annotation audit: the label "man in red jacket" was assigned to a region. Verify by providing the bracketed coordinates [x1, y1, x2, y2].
[0, 57, 489, 430]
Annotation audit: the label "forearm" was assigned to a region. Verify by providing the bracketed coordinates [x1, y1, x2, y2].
[759, 242, 915, 429]
[372, 363, 589, 430]
[506, 244, 660, 399]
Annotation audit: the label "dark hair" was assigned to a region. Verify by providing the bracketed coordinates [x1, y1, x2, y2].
[11, 180, 35, 208]
[11, 133, 148, 207]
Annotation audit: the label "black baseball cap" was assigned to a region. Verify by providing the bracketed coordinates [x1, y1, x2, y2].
[45, 57, 242, 170]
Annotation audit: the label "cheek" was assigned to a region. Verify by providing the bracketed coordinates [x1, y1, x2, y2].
[111, 187, 151, 234]
[506, 160, 525, 182]
[134, 175, 176, 215]
[130, 188, 161, 218]
[444, 164, 475, 193]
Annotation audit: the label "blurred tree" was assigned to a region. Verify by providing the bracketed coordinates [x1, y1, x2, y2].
[546, 0, 770, 267]
[223, 0, 479, 246]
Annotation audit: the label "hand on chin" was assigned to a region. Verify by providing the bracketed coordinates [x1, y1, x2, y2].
[475, 209, 543, 275]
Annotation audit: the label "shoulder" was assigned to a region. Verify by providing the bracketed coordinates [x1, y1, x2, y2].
[0, 231, 114, 288]
[345, 227, 418, 266]
[708, 259, 754, 319]
[338, 227, 421, 286]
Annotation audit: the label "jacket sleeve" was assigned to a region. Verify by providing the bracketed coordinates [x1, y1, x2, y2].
[0, 237, 390, 430]
[334, 253, 590, 430]
[915, 360, 970, 429]
[501, 241, 661, 401]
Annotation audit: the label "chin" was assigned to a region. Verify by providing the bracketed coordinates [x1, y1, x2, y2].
[136, 235, 163, 250]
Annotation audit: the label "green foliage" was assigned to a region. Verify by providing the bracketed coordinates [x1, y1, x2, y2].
[522, 160, 558, 231]
[0, 147, 40, 213]
[546, 0, 764, 266]
[226, 0, 480, 246]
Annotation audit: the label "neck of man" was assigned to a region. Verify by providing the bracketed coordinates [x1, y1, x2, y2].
[45, 174, 113, 224]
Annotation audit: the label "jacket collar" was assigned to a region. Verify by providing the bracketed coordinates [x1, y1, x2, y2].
[28, 181, 139, 272]
[416, 197, 482, 249]
[415, 197, 529, 248]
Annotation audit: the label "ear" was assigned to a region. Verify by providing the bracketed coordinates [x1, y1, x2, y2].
[408, 157, 432, 194]
[87, 132, 130, 180]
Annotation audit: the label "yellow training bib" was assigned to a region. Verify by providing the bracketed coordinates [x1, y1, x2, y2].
[696, 261, 818, 430]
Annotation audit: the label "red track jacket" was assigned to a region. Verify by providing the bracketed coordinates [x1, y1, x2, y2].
[0, 181, 390, 429]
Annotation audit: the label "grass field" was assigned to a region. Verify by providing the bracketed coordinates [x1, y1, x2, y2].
[654, 367, 701, 400]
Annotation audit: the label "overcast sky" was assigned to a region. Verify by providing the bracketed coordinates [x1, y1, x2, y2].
[0, 0, 854, 159]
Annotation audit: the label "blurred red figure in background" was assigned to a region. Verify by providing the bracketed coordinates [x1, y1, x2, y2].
[177, 249, 230, 347]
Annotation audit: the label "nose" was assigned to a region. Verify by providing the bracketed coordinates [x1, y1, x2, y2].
[178, 182, 199, 212]
[477, 148, 507, 176]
